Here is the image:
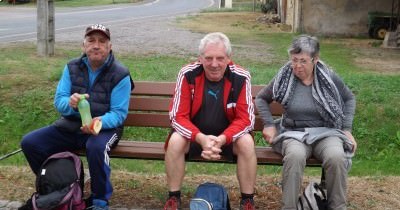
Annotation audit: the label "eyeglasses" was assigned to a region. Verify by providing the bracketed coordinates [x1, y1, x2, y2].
[291, 58, 314, 66]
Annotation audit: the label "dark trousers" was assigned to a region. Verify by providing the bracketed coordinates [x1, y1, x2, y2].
[20, 125, 120, 201]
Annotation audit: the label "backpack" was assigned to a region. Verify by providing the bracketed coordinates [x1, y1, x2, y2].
[189, 182, 231, 210]
[297, 181, 328, 210]
[31, 151, 86, 210]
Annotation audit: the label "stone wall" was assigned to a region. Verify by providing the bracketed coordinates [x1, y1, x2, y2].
[282, 0, 395, 37]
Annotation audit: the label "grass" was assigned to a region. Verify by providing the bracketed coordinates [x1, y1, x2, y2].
[1, 3, 400, 178]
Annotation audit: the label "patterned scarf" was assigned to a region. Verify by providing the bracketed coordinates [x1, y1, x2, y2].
[272, 60, 344, 129]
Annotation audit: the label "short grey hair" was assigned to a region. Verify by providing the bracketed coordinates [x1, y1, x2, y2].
[199, 32, 232, 56]
[83, 37, 111, 45]
[288, 34, 320, 58]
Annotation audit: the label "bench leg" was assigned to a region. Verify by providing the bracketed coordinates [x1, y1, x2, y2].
[319, 168, 326, 190]
[84, 169, 91, 197]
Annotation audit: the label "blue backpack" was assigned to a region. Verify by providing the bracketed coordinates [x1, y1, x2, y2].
[190, 182, 231, 210]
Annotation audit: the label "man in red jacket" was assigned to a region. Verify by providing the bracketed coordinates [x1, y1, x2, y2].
[164, 32, 257, 210]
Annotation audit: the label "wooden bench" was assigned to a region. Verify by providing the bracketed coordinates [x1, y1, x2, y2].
[90, 81, 322, 167]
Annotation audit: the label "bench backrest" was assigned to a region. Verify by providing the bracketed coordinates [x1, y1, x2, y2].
[125, 81, 283, 131]
[87, 81, 321, 166]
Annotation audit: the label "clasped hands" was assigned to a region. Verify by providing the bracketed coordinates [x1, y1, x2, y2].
[196, 133, 226, 160]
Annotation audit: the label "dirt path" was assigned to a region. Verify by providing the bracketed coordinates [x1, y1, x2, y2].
[1, 166, 400, 209]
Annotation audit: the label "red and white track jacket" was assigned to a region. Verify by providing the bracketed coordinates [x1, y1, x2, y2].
[169, 61, 255, 144]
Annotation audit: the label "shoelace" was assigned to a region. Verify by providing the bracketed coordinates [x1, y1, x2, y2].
[164, 197, 178, 210]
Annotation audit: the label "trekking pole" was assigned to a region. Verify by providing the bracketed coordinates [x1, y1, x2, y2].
[0, 148, 22, 161]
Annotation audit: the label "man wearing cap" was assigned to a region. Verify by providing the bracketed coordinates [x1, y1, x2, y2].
[19, 24, 134, 210]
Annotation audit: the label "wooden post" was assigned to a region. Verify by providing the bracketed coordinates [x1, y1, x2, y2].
[37, 0, 55, 56]
[48, 0, 54, 55]
[37, 0, 47, 56]
[225, 0, 232, 8]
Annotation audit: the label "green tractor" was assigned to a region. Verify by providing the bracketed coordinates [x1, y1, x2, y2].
[368, 11, 399, 40]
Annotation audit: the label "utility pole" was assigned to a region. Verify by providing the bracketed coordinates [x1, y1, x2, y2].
[37, 0, 55, 56]
[219, 0, 232, 9]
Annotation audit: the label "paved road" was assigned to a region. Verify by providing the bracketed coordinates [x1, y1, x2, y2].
[0, 0, 215, 43]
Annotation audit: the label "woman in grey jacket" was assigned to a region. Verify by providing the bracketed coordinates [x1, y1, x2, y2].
[255, 35, 357, 210]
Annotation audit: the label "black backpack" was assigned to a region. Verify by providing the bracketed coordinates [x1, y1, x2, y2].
[31, 151, 86, 210]
[189, 182, 231, 210]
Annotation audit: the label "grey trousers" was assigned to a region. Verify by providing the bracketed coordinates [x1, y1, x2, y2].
[281, 136, 348, 210]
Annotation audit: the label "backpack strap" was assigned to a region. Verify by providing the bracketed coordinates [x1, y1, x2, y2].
[297, 196, 304, 210]
[313, 182, 327, 200]
[313, 183, 328, 210]
[303, 190, 315, 210]
[31, 194, 38, 210]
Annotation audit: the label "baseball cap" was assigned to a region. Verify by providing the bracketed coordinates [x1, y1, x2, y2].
[85, 24, 111, 40]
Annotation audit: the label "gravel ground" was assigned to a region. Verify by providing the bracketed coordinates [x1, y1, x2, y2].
[54, 11, 273, 62]
[55, 14, 204, 57]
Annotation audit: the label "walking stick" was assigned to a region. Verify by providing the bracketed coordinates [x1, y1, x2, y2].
[0, 149, 22, 161]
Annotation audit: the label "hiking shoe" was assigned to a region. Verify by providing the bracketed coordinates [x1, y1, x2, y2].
[18, 198, 33, 210]
[239, 198, 255, 210]
[163, 196, 181, 210]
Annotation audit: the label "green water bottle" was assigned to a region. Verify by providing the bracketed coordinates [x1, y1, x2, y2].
[78, 94, 92, 126]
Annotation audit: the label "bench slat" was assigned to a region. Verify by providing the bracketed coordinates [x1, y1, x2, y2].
[133, 81, 175, 96]
[124, 113, 268, 131]
[129, 97, 170, 111]
[129, 97, 284, 115]
[132, 81, 265, 97]
[124, 113, 170, 127]
[76, 141, 320, 166]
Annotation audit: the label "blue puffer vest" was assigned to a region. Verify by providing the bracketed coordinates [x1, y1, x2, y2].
[68, 52, 132, 119]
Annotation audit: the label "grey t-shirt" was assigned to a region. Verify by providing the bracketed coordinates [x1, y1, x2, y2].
[284, 82, 326, 128]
